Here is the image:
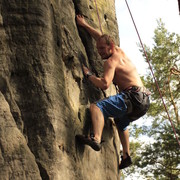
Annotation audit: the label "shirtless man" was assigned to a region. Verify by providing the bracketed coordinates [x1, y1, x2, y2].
[76, 15, 150, 169]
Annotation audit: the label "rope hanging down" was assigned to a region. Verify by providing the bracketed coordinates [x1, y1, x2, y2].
[94, 0, 103, 34]
[170, 67, 180, 75]
[124, 0, 180, 147]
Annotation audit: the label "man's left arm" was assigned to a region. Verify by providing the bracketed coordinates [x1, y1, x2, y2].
[83, 61, 115, 90]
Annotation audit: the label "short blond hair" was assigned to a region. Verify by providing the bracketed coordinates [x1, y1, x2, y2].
[99, 34, 115, 46]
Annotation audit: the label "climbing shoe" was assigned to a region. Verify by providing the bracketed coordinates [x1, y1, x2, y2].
[119, 152, 132, 169]
[76, 134, 101, 151]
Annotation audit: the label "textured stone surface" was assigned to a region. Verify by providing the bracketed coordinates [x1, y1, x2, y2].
[0, 0, 120, 179]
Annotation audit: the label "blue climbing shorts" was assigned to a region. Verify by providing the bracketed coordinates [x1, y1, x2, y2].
[95, 92, 130, 131]
[95, 86, 150, 131]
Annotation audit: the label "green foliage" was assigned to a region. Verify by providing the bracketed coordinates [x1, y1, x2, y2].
[126, 19, 180, 179]
[143, 19, 180, 125]
[135, 125, 180, 179]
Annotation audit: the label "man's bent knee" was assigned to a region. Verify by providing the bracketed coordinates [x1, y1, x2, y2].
[90, 103, 99, 112]
[90, 103, 105, 120]
[90, 103, 104, 115]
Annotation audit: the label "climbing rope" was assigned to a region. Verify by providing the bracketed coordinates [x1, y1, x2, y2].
[170, 67, 180, 75]
[94, 0, 103, 34]
[124, 0, 180, 147]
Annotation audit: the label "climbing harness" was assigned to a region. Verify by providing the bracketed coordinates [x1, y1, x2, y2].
[124, 0, 180, 147]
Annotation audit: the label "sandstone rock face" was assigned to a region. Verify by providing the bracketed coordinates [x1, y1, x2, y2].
[0, 0, 120, 179]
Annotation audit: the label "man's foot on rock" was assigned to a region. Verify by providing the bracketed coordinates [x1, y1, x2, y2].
[119, 152, 132, 169]
[76, 134, 101, 151]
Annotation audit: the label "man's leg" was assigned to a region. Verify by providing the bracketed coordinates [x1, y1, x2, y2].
[118, 129, 130, 159]
[117, 128, 132, 169]
[90, 103, 104, 143]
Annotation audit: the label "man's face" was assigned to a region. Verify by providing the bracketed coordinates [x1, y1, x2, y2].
[96, 38, 112, 59]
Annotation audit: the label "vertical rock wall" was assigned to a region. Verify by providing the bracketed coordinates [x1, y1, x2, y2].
[0, 0, 121, 179]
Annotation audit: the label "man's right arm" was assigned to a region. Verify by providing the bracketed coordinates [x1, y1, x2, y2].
[76, 15, 102, 41]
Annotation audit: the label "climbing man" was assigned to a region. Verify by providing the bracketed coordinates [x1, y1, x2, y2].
[76, 15, 150, 169]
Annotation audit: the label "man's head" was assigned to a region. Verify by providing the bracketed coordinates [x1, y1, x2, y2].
[96, 34, 115, 59]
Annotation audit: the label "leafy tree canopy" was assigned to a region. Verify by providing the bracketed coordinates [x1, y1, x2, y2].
[125, 19, 180, 179]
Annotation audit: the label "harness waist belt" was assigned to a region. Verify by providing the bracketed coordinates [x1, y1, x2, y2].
[123, 86, 151, 95]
